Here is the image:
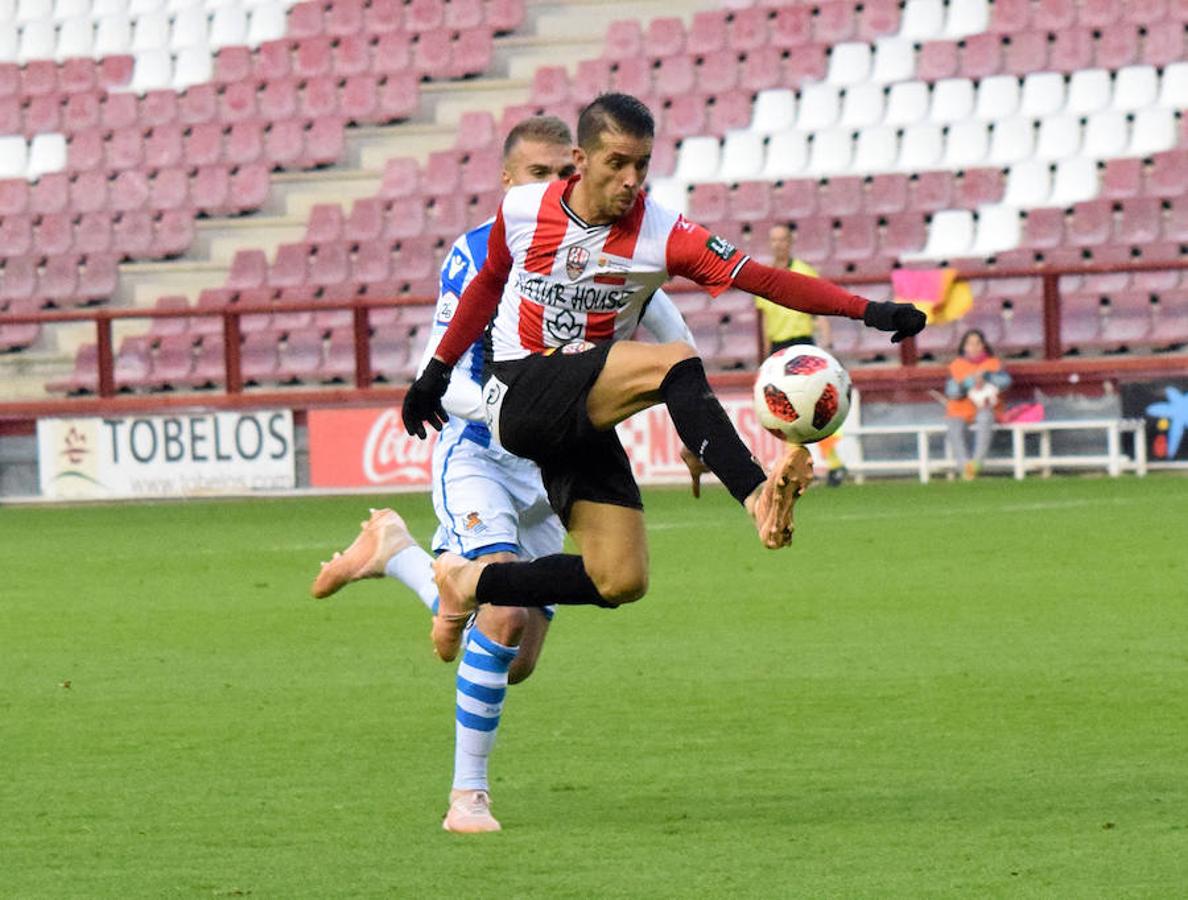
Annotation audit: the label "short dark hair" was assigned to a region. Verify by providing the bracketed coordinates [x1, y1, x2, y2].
[576, 93, 655, 151]
[502, 115, 573, 159]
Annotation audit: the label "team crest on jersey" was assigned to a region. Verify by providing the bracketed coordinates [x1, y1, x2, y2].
[566, 246, 590, 280]
[463, 511, 487, 534]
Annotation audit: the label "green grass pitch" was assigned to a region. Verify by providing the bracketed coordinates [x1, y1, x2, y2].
[3, 475, 1187, 898]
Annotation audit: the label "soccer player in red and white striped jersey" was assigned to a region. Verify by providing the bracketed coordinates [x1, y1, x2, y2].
[403, 94, 924, 658]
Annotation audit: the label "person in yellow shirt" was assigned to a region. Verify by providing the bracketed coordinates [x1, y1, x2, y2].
[754, 223, 845, 486]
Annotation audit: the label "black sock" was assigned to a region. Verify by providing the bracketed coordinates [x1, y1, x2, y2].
[660, 356, 766, 504]
[476, 554, 616, 608]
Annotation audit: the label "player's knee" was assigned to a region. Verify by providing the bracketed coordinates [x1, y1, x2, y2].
[476, 604, 528, 647]
[659, 340, 698, 371]
[591, 568, 648, 607]
[507, 651, 537, 685]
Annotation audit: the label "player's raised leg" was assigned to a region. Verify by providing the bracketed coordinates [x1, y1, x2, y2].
[586, 340, 812, 548]
[311, 508, 427, 600]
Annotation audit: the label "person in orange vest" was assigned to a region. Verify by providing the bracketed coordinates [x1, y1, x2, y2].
[945, 329, 1011, 480]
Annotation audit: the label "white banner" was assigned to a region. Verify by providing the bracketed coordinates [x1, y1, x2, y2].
[37, 411, 296, 499]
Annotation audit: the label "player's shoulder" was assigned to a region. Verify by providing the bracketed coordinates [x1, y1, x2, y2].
[641, 192, 688, 237]
[502, 181, 553, 219]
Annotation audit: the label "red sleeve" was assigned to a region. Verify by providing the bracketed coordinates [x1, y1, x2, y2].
[433, 208, 512, 366]
[664, 216, 749, 297]
[732, 259, 869, 320]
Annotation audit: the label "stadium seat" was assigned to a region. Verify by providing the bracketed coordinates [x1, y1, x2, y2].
[818, 176, 863, 216]
[1066, 199, 1112, 246]
[771, 178, 817, 218]
[728, 181, 771, 223]
[796, 83, 840, 132]
[1081, 110, 1130, 160]
[47, 341, 98, 394]
[908, 170, 954, 212]
[1128, 107, 1176, 157]
[838, 83, 885, 130]
[880, 212, 928, 257]
[917, 40, 958, 82]
[717, 130, 765, 183]
[688, 182, 727, 223]
[785, 43, 829, 87]
[1111, 66, 1159, 113]
[943, 121, 991, 169]
[970, 205, 1022, 256]
[1034, 115, 1082, 161]
[674, 136, 720, 183]
[975, 75, 1020, 121]
[1049, 26, 1094, 73]
[899, 0, 945, 40]
[1094, 25, 1140, 70]
[956, 168, 1005, 208]
[883, 81, 929, 127]
[69, 170, 109, 214]
[1047, 157, 1098, 208]
[931, 78, 975, 124]
[898, 124, 944, 173]
[852, 126, 900, 174]
[1022, 207, 1066, 248]
[865, 173, 908, 214]
[1002, 31, 1049, 75]
[750, 88, 795, 134]
[827, 42, 872, 87]
[739, 46, 784, 94]
[907, 209, 974, 261]
[806, 129, 854, 177]
[1142, 22, 1184, 68]
[1116, 197, 1163, 245]
[1147, 150, 1187, 199]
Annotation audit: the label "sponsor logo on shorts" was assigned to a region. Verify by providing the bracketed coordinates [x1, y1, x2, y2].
[566, 246, 590, 280]
[463, 511, 487, 534]
[560, 340, 596, 355]
[706, 234, 737, 261]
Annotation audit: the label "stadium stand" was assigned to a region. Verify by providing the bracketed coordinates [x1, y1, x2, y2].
[0, 0, 1183, 401]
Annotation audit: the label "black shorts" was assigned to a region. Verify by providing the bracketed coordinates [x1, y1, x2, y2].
[488, 341, 643, 525]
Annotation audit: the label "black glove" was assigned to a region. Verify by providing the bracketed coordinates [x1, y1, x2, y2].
[863, 301, 926, 344]
[401, 358, 451, 439]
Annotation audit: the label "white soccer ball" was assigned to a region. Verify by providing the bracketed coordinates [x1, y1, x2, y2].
[753, 345, 852, 444]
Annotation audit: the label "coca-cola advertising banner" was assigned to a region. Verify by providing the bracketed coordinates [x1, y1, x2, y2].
[307, 396, 790, 489]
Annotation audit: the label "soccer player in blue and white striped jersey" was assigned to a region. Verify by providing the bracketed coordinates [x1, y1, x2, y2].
[313, 116, 699, 833]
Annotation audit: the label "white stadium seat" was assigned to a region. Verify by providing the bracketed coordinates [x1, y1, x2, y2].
[170, 6, 209, 49]
[840, 83, 886, 129]
[827, 42, 873, 87]
[0, 0, 16, 21]
[883, 81, 930, 127]
[750, 88, 795, 134]
[16, 0, 51, 24]
[1128, 107, 1176, 157]
[27, 132, 65, 180]
[853, 126, 899, 173]
[717, 131, 765, 182]
[0, 23, 16, 60]
[129, 46, 172, 91]
[970, 205, 1021, 256]
[209, 5, 247, 49]
[930, 78, 975, 124]
[53, 0, 89, 16]
[1034, 114, 1082, 161]
[869, 38, 915, 84]
[944, 0, 989, 38]
[18, 18, 55, 62]
[898, 123, 944, 172]
[645, 178, 687, 214]
[1159, 62, 1188, 108]
[57, 17, 95, 57]
[128, 0, 165, 13]
[1065, 69, 1112, 116]
[943, 120, 990, 168]
[247, 0, 286, 44]
[1048, 157, 1099, 208]
[898, 0, 944, 41]
[172, 44, 212, 89]
[988, 118, 1037, 166]
[93, 13, 132, 55]
[1082, 110, 1130, 158]
[906, 209, 974, 260]
[760, 130, 808, 179]
[674, 135, 721, 182]
[132, 9, 170, 51]
[1019, 72, 1066, 118]
[976, 76, 1021, 121]
[1003, 160, 1052, 208]
[796, 83, 841, 132]
[805, 129, 854, 177]
[93, 0, 128, 15]
[0, 135, 29, 179]
[1112, 66, 1159, 113]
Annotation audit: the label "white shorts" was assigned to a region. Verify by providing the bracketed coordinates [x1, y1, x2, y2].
[431, 424, 565, 563]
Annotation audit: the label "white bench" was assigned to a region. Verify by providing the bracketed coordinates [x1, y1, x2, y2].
[844, 418, 1148, 483]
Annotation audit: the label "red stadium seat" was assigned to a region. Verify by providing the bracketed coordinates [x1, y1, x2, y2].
[35, 212, 72, 256]
[857, 0, 902, 40]
[880, 213, 928, 257]
[307, 203, 344, 244]
[1163, 198, 1188, 242]
[1116, 197, 1162, 245]
[1033, 0, 1076, 30]
[288, 0, 326, 39]
[309, 241, 349, 286]
[376, 73, 418, 122]
[106, 127, 145, 171]
[486, 0, 524, 33]
[1147, 150, 1187, 198]
[345, 197, 385, 242]
[685, 10, 727, 55]
[341, 75, 379, 124]
[739, 46, 784, 93]
[1067, 199, 1112, 246]
[241, 330, 283, 384]
[613, 56, 654, 97]
[771, 179, 818, 218]
[406, 0, 445, 32]
[688, 183, 728, 223]
[259, 79, 299, 122]
[37, 254, 81, 307]
[707, 90, 752, 136]
[220, 81, 258, 124]
[728, 181, 772, 223]
[63, 93, 100, 133]
[178, 84, 218, 126]
[0, 178, 27, 216]
[300, 76, 339, 120]
[726, 8, 764, 53]
[328, 0, 366, 35]
[264, 118, 305, 169]
[426, 193, 467, 238]
[991, 0, 1031, 31]
[696, 51, 739, 94]
[1100, 158, 1142, 200]
[1141, 19, 1183, 66]
[380, 157, 421, 199]
[771, 6, 812, 48]
[114, 335, 154, 391]
[277, 327, 325, 383]
[1094, 25, 1139, 69]
[366, 0, 404, 34]
[214, 47, 253, 86]
[918, 41, 959, 82]
[60, 59, 97, 95]
[866, 173, 908, 214]
[333, 33, 371, 78]
[254, 40, 292, 83]
[413, 29, 454, 80]
[29, 173, 68, 216]
[21, 60, 57, 97]
[0, 214, 32, 256]
[184, 123, 223, 168]
[47, 342, 99, 394]
[1048, 27, 1094, 73]
[110, 171, 149, 213]
[834, 215, 879, 261]
[959, 33, 1004, 79]
[150, 167, 190, 211]
[531, 66, 570, 106]
[1002, 31, 1048, 75]
[112, 211, 154, 258]
[226, 121, 265, 167]
[70, 170, 109, 214]
[956, 168, 1005, 208]
[153, 209, 194, 257]
[320, 327, 357, 382]
[786, 44, 829, 86]
[814, 1, 856, 44]
[189, 336, 226, 388]
[790, 216, 832, 263]
[818, 177, 863, 216]
[1022, 207, 1065, 248]
[148, 333, 196, 389]
[908, 172, 954, 213]
[353, 238, 393, 284]
[74, 212, 113, 255]
[140, 91, 179, 130]
[295, 37, 333, 81]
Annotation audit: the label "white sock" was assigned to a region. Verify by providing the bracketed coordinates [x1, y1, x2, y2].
[453, 628, 517, 791]
[384, 544, 438, 613]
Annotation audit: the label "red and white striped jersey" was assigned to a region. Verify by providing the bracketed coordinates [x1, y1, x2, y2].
[482, 176, 749, 361]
